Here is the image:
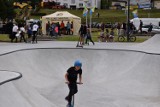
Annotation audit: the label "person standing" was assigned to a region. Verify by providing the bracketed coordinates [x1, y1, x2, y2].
[79, 24, 84, 45]
[85, 29, 94, 45]
[51, 22, 56, 37]
[27, 24, 32, 43]
[139, 20, 143, 34]
[66, 21, 71, 35]
[60, 20, 65, 34]
[54, 24, 58, 38]
[19, 25, 26, 43]
[11, 24, 18, 43]
[96, 12, 100, 18]
[65, 60, 83, 106]
[32, 23, 39, 43]
[46, 21, 50, 36]
[148, 23, 153, 36]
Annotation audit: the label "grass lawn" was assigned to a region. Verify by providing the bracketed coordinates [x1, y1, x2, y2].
[0, 32, 148, 43]
[56, 32, 149, 43]
[0, 34, 10, 42]
[32, 9, 160, 23]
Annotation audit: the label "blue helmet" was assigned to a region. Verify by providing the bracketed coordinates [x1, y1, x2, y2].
[74, 60, 82, 67]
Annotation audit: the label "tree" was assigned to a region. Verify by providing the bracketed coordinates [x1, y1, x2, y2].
[0, 0, 7, 19]
[0, 0, 15, 20]
[4, 0, 15, 19]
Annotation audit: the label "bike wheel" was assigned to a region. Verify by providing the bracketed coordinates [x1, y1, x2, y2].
[118, 36, 125, 42]
[129, 36, 136, 42]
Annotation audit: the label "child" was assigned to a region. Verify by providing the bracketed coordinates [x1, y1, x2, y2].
[65, 60, 83, 106]
[109, 28, 114, 42]
[85, 29, 95, 45]
[105, 29, 109, 42]
[98, 29, 104, 42]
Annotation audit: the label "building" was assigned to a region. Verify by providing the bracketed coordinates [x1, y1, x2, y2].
[119, 0, 160, 9]
[153, 0, 160, 9]
[111, 1, 126, 10]
[43, 0, 101, 9]
[120, 0, 152, 8]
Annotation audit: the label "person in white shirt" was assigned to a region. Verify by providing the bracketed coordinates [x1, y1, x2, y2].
[32, 23, 39, 43]
[19, 25, 26, 43]
[11, 24, 18, 42]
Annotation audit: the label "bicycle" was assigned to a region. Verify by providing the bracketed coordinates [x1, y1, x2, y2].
[118, 30, 137, 42]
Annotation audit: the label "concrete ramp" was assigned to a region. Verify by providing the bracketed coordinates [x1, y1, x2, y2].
[132, 34, 160, 53]
[140, 34, 160, 46]
[0, 35, 160, 107]
[0, 47, 160, 107]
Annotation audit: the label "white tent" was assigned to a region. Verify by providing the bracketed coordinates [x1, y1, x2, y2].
[42, 11, 81, 35]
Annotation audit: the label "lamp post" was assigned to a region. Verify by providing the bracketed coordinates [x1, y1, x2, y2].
[127, 0, 130, 42]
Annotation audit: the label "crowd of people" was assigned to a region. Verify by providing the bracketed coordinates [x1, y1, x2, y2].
[98, 28, 115, 42]
[45, 20, 73, 37]
[0, 19, 41, 43]
[79, 24, 95, 46]
[10, 22, 40, 43]
[0, 19, 154, 44]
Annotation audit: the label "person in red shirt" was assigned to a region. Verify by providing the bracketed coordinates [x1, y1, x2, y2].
[60, 20, 65, 34]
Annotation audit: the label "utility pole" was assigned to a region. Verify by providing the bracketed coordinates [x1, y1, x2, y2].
[127, 0, 130, 42]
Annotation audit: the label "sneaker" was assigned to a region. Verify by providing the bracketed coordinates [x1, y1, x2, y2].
[65, 96, 69, 101]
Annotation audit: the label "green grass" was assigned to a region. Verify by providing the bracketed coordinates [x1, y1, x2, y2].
[32, 8, 160, 23]
[0, 32, 148, 43]
[56, 31, 149, 43]
[0, 34, 10, 41]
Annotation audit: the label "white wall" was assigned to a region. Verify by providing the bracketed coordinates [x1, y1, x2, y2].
[54, 0, 101, 9]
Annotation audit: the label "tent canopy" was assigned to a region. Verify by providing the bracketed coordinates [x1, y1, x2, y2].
[42, 11, 81, 35]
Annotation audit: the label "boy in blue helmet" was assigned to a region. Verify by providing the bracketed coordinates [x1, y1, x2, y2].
[65, 60, 83, 106]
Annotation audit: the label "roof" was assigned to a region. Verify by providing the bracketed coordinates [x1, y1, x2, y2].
[42, 11, 80, 19]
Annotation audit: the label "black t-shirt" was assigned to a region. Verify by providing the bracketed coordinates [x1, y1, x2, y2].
[67, 67, 82, 83]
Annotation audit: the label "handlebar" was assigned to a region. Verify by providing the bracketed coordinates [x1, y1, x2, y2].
[65, 82, 83, 84]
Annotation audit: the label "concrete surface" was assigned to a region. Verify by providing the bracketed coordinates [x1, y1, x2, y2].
[0, 34, 160, 107]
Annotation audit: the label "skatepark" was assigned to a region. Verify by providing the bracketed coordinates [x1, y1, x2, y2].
[0, 34, 160, 107]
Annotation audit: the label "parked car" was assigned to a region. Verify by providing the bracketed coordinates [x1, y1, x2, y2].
[96, 23, 101, 28]
[105, 22, 112, 28]
[91, 22, 98, 28]
[142, 25, 160, 34]
[52, 5, 66, 9]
